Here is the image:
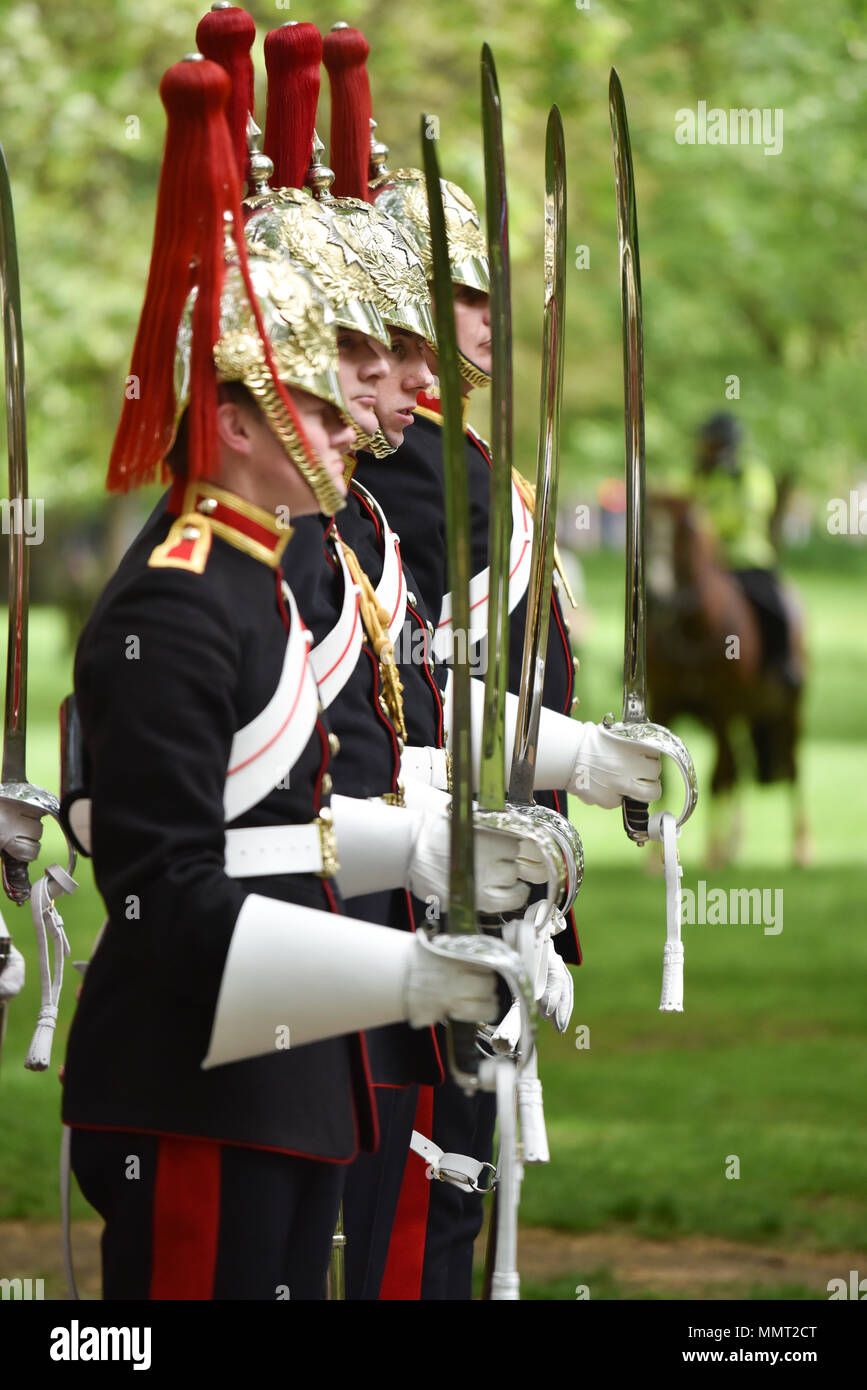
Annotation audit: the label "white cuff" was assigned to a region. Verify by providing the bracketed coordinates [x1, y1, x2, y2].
[331, 794, 424, 899]
[399, 745, 450, 791]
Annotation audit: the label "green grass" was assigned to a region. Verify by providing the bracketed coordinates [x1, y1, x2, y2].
[1, 540, 866, 1285]
[517, 1276, 819, 1302]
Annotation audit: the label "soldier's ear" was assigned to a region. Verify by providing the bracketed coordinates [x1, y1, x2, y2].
[215, 400, 255, 456]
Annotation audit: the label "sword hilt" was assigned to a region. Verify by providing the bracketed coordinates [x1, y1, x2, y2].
[622, 796, 649, 845]
[0, 782, 78, 904]
[450, 1020, 481, 1087]
[0, 852, 30, 905]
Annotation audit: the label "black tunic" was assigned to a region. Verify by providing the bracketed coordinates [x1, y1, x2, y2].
[62, 486, 377, 1158]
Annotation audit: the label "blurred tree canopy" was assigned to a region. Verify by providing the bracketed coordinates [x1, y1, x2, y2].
[1, 0, 865, 519]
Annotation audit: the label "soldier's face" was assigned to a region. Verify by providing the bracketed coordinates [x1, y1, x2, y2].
[287, 389, 356, 511]
[215, 391, 353, 518]
[452, 286, 491, 376]
[337, 329, 390, 439]
[374, 330, 434, 447]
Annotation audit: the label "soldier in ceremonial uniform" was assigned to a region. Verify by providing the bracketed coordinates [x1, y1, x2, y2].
[61, 52, 543, 1301]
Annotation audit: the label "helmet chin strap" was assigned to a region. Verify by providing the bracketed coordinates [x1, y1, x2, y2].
[458, 349, 491, 390]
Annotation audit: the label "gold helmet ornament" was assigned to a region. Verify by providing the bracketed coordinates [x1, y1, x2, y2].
[370, 147, 491, 390]
[107, 54, 345, 515]
[244, 124, 391, 352]
[176, 237, 350, 515]
[307, 139, 436, 351]
[371, 149, 490, 298]
[320, 25, 439, 454]
[323, 22, 491, 390]
[253, 21, 433, 455]
[251, 20, 433, 458]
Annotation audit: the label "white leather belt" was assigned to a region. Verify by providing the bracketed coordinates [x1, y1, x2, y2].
[350, 480, 407, 642]
[309, 537, 362, 710]
[224, 815, 338, 879]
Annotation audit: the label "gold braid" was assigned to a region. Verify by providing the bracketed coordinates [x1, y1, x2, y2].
[340, 541, 408, 743]
[510, 468, 578, 609]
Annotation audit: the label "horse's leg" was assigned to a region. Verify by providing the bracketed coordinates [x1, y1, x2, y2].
[780, 689, 813, 868]
[707, 721, 739, 868]
[791, 778, 814, 868]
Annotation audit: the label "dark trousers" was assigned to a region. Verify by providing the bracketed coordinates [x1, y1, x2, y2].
[342, 1083, 419, 1300]
[420, 1079, 497, 1300]
[71, 1127, 345, 1300]
[732, 567, 790, 669]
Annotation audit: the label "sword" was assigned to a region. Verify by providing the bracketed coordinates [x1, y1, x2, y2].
[421, 115, 480, 1092]
[478, 42, 512, 817]
[0, 144, 76, 1061]
[504, 107, 584, 1169]
[477, 47, 563, 1303]
[509, 105, 566, 811]
[481, 77, 581, 914]
[606, 71, 697, 844]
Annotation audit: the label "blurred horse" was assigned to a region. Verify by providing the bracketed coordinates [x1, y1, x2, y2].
[646, 495, 811, 866]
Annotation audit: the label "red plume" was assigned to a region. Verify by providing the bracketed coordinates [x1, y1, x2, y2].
[322, 25, 373, 201]
[263, 23, 322, 189]
[107, 57, 317, 492]
[196, 6, 257, 186]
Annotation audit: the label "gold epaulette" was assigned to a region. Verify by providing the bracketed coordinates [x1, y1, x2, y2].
[340, 542, 408, 743]
[510, 469, 577, 609]
[148, 513, 212, 574]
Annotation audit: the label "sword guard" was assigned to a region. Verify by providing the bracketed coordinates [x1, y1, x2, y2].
[418, 929, 537, 1093]
[0, 782, 77, 904]
[473, 803, 583, 918]
[602, 719, 698, 845]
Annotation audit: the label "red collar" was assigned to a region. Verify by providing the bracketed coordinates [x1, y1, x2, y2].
[414, 390, 472, 429]
[167, 478, 291, 569]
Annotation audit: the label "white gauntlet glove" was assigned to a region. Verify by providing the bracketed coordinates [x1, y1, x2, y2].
[0, 799, 44, 863]
[406, 935, 498, 1027]
[566, 722, 662, 809]
[408, 820, 545, 914]
[203, 894, 511, 1067]
[538, 942, 574, 1033]
[399, 745, 450, 792]
[433, 676, 662, 809]
[0, 938, 26, 1000]
[331, 793, 546, 913]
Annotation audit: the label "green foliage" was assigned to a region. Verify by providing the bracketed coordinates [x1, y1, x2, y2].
[1, 0, 864, 518]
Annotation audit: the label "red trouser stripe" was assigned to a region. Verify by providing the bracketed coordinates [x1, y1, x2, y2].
[378, 1086, 435, 1301]
[149, 1136, 222, 1300]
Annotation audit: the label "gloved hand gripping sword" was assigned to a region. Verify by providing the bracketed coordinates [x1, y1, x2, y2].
[0, 144, 77, 1073]
[606, 71, 698, 1011]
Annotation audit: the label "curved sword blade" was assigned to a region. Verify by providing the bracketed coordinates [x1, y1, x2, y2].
[0, 143, 29, 784]
[479, 44, 513, 813]
[421, 116, 479, 1089]
[508, 106, 566, 807]
[609, 69, 647, 729]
